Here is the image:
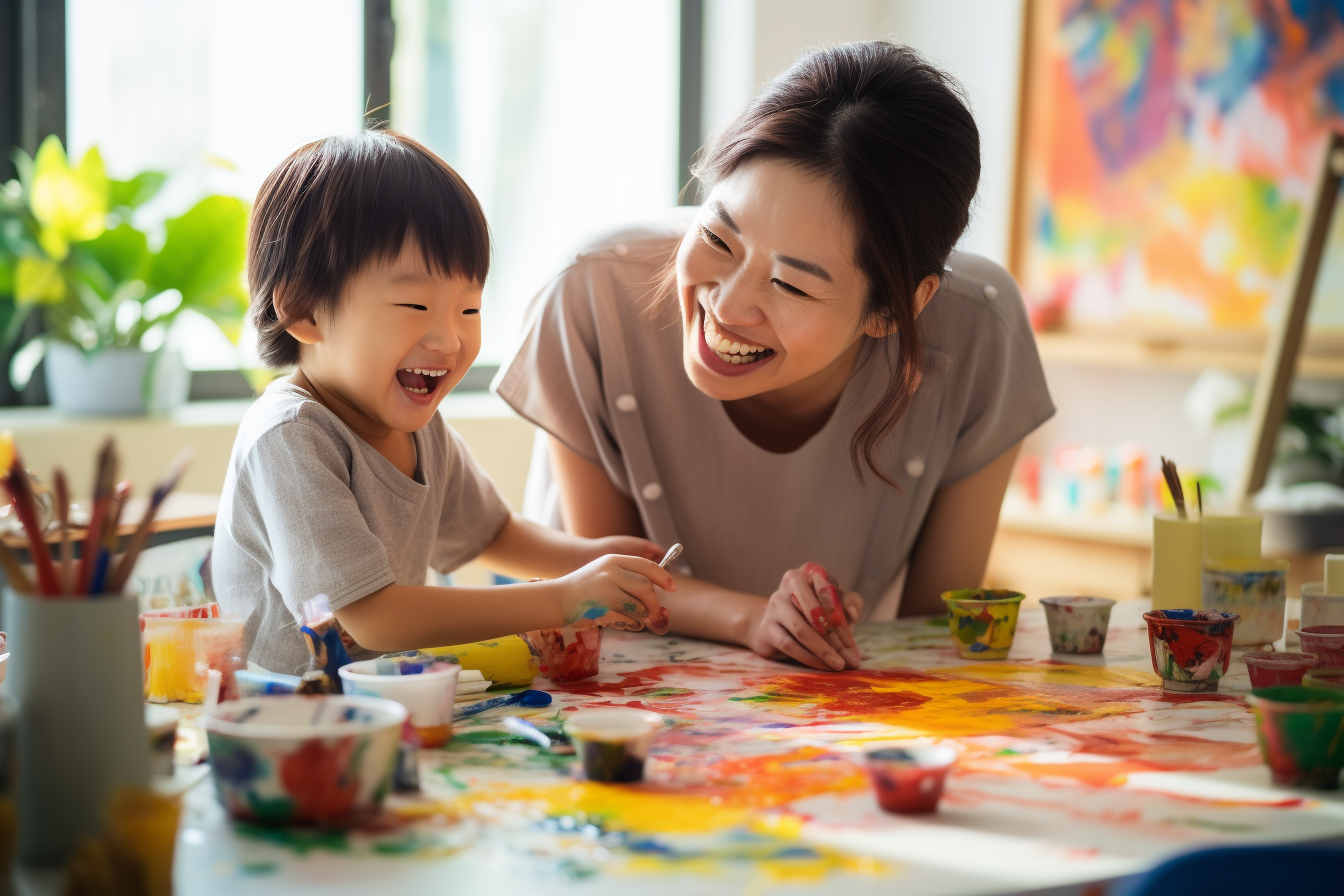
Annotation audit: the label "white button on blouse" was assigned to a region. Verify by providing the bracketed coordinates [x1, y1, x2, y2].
[615, 393, 638, 412]
[983, 284, 998, 300]
[905, 457, 926, 478]
[641, 482, 663, 501]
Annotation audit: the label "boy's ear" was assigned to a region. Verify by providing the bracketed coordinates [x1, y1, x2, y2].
[275, 285, 321, 346]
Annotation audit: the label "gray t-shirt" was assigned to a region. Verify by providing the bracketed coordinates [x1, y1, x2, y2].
[495, 221, 1055, 619]
[212, 381, 511, 673]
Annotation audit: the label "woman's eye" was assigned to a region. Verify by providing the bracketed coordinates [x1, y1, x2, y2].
[396, 303, 428, 311]
[771, 278, 810, 298]
[700, 225, 730, 252]
[463, 308, 480, 315]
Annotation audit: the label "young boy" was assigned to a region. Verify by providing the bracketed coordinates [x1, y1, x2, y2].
[212, 131, 673, 675]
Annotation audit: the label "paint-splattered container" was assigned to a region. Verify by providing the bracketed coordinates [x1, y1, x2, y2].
[1143, 609, 1239, 693]
[565, 708, 663, 783]
[338, 660, 460, 748]
[866, 746, 957, 814]
[141, 616, 244, 704]
[1040, 596, 1115, 654]
[1201, 559, 1288, 646]
[1304, 668, 1344, 691]
[940, 590, 1025, 660]
[526, 626, 602, 682]
[1296, 626, 1344, 667]
[1242, 652, 1317, 688]
[202, 695, 406, 825]
[1248, 686, 1344, 789]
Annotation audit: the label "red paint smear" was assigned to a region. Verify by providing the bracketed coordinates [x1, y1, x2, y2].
[279, 736, 359, 822]
[808, 606, 830, 635]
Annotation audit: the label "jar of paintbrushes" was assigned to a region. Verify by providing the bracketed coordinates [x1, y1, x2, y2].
[0, 431, 187, 890]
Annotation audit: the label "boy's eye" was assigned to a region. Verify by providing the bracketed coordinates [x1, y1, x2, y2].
[397, 303, 428, 311]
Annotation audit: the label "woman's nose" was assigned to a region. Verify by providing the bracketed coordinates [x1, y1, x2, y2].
[710, 276, 765, 328]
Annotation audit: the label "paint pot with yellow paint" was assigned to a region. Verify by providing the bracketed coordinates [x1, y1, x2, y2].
[940, 589, 1025, 660]
[424, 636, 539, 689]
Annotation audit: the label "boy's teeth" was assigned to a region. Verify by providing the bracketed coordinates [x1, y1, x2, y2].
[405, 386, 428, 394]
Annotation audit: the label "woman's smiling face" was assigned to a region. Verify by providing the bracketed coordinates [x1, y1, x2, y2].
[676, 158, 873, 402]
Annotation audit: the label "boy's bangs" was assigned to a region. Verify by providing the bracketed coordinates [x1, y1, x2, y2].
[337, 134, 491, 285]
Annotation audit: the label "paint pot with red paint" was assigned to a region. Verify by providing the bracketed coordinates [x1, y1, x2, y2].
[1296, 626, 1344, 667]
[1040, 596, 1115, 654]
[1248, 686, 1344, 789]
[866, 745, 957, 814]
[1143, 609, 1238, 693]
[565, 708, 663, 783]
[1304, 667, 1344, 691]
[1242, 652, 1317, 688]
[525, 626, 603, 682]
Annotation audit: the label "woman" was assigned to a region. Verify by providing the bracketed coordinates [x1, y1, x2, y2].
[496, 42, 1054, 671]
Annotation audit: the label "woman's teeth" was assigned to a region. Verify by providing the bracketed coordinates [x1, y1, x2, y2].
[703, 316, 770, 365]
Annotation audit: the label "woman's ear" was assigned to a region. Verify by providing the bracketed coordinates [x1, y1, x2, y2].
[863, 274, 943, 338]
[276, 285, 322, 346]
[912, 273, 941, 318]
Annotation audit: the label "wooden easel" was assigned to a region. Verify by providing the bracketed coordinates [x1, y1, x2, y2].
[1231, 132, 1344, 509]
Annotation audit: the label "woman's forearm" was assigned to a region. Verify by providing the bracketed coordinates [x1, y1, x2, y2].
[659, 574, 765, 646]
[476, 513, 587, 580]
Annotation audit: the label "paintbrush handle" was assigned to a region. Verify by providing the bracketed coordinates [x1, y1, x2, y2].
[3, 477, 60, 596]
[106, 512, 157, 594]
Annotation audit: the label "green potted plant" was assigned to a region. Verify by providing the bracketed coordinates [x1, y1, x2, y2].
[0, 136, 249, 413]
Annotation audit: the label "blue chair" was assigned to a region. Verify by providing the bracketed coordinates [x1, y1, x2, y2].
[1113, 844, 1344, 896]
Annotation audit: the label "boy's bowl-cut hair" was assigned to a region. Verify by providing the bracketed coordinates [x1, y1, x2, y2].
[248, 130, 490, 369]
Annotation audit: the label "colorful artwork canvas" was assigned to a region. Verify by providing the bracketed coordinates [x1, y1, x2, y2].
[1014, 0, 1344, 333]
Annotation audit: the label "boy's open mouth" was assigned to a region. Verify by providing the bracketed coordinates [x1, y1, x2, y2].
[396, 367, 449, 397]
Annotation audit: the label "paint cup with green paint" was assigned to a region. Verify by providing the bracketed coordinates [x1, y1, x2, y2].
[940, 589, 1026, 660]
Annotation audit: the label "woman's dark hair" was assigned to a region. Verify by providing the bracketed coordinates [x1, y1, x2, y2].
[693, 41, 980, 487]
[248, 130, 490, 368]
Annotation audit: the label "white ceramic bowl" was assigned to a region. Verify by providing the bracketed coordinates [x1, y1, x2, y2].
[338, 660, 460, 747]
[202, 695, 406, 824]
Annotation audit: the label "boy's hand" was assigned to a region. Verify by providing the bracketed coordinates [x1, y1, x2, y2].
[557, 554, 675, 635]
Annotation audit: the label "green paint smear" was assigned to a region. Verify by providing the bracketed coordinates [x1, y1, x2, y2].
[235, 824, 351, 855]
[729, 695, 775, 703]
[433, 767, 470, 790]
[926, 617, 949, 627]
[451, 730, 537, 747]
[632, 687, 694, 697]
[237, 862, 279, 876]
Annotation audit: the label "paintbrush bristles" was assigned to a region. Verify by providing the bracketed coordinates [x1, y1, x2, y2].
[1160, 456, 1187, 520]
[54, 468, 72, 595]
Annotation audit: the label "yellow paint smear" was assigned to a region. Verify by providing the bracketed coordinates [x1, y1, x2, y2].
[940, 663, 1160, 689]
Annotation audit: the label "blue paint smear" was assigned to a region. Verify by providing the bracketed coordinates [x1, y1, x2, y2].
[581, 605, 607, 620]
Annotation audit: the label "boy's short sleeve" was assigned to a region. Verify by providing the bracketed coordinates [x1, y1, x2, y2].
[238, 422, 397, 617]
[431, 423, 512, 574]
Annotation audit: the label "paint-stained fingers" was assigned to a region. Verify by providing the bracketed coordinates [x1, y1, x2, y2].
[780, 609, 846, 671]
[767, 623, 833, 671]
[805, 571, 859, 666]
[610, 564, 672, 634]
[784, 570, 833, 638]
[611, 554, 677, 594]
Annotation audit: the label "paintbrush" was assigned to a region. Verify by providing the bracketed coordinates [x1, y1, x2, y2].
[0, 540, 34, 594]
[107, 448, 193, 593]
[90, 480, 131, 594]
[658, 543, 683, 569]
[1197, 481, 1203, 518]
[0, 433, 61, 596]
[54, 468, 72, 594]
[77, 439, 117, 594]
[1160, 456, 1186, 520]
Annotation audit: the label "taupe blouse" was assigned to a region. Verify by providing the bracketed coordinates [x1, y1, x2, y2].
[495, 220, 1054, 619]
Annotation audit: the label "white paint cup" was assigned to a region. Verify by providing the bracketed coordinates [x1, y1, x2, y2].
[2, 589, 149, 866]
[339, 660, 460, 747]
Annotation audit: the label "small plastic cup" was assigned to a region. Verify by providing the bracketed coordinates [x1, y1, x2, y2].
[1143, 609, 1239, 693]
[1300, 583, 1344, 630]
[1304, 668, 1344, 690]
[338, 660, 461, 748]
[1242, 652, 1317, 689]
[565, 708, 663, 783]
[940, 589, 1025, 660]
[1201, 559, 1288, 646]
[144, 705, 179, 777]
[140, 615, 244, 704]
[526, 626, 603, 682]
[866, 746, 958, 814]
[1248, 686, 1344, 789]
[1040, 596, 1115, 654]
[1296, 626, 1344, 667]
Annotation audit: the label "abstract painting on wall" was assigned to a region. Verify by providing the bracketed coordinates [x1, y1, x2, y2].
[1012, 0, 1344, 334]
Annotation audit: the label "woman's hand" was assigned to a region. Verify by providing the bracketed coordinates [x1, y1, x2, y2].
[748, 562, 862, 671]
[555, 554, 675, 635]
[576, 535, 665, 567]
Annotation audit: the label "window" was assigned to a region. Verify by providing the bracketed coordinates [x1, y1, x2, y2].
[390, 0, 681, 363]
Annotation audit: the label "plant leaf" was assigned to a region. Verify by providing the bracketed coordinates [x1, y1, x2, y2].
[79, 223, 149, 286]
[29, 137, 109, 260]
[14, 256, 66, 304]
[8, 335, 46, 390]
[144, 195, 249, 341]
[109, 171, 167, 210]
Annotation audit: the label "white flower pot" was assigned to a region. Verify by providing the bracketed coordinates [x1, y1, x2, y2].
[44, 343, 190, 415]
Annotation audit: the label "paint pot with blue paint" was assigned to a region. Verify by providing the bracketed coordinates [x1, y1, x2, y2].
[565, 708, 663, 784]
